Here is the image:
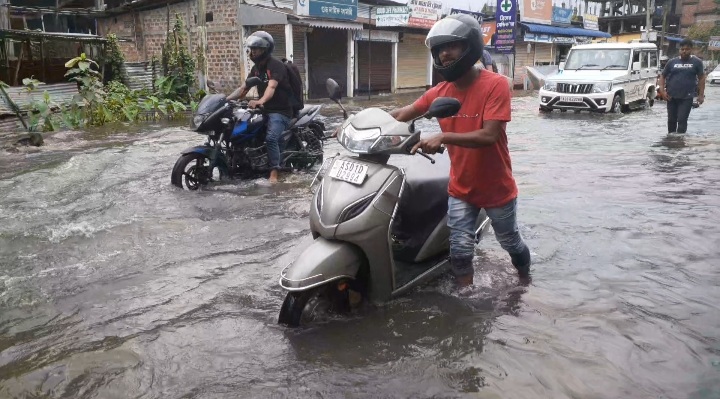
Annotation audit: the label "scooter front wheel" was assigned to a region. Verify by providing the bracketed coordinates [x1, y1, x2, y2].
[278, 283, 350, 327]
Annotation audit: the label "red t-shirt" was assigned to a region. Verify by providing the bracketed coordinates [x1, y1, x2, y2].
[413, 71, 517, 209]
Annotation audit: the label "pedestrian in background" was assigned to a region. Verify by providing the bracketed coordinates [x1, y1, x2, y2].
[658, 39, 706, 133]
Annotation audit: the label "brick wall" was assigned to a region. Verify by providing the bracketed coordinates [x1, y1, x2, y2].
[98, 0, 242, 93]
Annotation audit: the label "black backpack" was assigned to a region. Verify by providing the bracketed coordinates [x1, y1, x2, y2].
[281, 58, 304, 117]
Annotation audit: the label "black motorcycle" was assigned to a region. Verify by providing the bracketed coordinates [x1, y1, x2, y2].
[171, 77, 326, 190]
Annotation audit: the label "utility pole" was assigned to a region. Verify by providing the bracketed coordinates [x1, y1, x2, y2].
[197, 0, 208, 91]
[367, 6, 372, 100]
[660, 0, 669, 58]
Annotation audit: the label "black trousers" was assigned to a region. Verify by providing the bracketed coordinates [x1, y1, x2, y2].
[667, 97, 694, 133]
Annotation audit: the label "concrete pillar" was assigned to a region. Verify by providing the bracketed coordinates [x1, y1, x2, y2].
[391, 41, 397, 93]
[284, 24, 293, 62]
[347, 30, 355, 98]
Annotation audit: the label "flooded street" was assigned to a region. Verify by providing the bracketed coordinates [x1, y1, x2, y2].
[1, 87, 719, 398]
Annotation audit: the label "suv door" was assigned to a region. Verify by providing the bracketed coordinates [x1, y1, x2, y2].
[628, 50, 645, 102]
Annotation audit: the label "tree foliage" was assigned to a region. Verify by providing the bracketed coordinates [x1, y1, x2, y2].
[160, 13, 196, 103]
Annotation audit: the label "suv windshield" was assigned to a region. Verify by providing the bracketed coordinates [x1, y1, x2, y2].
[714, 65, 720, 72]
[564, 49, 631, 70]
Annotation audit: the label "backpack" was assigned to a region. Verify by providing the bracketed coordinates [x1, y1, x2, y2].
[281, 58, 304, 117]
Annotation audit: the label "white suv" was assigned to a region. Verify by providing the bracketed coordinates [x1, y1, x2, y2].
[708, 65, 720, 84]
[538, 42, 659, 113]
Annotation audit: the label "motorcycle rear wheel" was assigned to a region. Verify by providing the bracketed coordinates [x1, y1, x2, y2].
[171, 153, 212, 190]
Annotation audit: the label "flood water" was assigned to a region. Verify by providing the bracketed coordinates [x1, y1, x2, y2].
[1, 88, 719, 398]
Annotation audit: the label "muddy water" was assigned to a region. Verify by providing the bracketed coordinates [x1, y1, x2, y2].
[1, 88, 719, 398]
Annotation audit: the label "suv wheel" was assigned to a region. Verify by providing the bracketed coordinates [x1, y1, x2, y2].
[610, 94, 623, 113]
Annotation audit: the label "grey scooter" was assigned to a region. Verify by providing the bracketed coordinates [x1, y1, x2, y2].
[278, 79, 490, 327]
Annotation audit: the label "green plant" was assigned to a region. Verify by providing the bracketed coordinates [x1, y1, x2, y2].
[22, 78, 59, 132]
[105, 33, 127, 83]
[160, 13, 196, 103]
[65, 53, 112, 126]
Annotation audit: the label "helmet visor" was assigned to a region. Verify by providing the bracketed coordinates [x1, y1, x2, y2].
[425, 18, 472, 49]
[245, 35, 270, 49]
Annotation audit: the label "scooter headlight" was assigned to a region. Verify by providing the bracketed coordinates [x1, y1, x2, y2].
[370, 135, 405, 152]
[339, 125, 381, 153]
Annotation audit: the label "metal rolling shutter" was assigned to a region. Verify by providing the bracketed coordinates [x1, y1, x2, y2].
[534, 43, 553, 64]
[292, 25, 307, 97]
[260, 25, 286, 60]
[397, 33, 428, 89]
[356, 41, 392, 93]
[307, 28, 347, 99]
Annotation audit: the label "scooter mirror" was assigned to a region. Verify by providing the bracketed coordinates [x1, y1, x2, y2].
[425, 97, 462, 119]
[326, 78, 342, 102]
[245, 76, 262, 89]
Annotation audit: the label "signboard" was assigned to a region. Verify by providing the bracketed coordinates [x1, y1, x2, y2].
[376, 6, 410, 27]
[551, 6, 573, 24]
[407, 0, 442, 29]
[583, 14, 598, 30]
[354, 30, 399, 42]
[495, 0, 516, 54]
[482, 21, 497, 46]
[709, 36, 720, 51]
[520, 0, 552, 25]
[296, 0, 357, 20]
[524, 32, 552, 43]
[552, 36, 575, 44]
[449, 8, 485, 25]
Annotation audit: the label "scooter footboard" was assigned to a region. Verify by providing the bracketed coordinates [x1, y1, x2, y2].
[279, 238, 365, 292]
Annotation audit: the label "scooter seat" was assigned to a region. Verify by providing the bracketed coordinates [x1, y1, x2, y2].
[391, 155, 450, 262]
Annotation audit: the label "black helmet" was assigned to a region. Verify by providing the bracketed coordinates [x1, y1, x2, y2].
[425, 14, 484, 82]
[245, 30, 274, 63]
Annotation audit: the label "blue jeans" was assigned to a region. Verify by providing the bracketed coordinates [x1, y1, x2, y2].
[266, 113, 291, 170]
[667, 97, 693, 133]
[447, 196, 531, 277]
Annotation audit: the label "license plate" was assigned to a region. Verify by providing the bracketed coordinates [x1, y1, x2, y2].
[328, 159, 368, 185]
[560, 96, 583, 102]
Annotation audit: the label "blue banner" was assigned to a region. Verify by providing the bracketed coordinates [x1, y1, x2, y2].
[308, 0, 357, 20]
[551, 6, 573, 24]
[495, 0, 516, 54]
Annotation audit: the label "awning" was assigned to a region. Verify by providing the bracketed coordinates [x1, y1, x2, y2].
[238, 4, 289, 25]
[294, 17, 364, 30]
[521, 23, 612, 38]
[664, 36, 706, 45]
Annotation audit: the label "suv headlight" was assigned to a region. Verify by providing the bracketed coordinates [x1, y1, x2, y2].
[592, 82, 613, 93]
[543, 81, 557, 91]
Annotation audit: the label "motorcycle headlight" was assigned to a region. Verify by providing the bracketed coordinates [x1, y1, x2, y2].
[543, 81, 557, 91]
[592, 82, 613, 93]
[192, 114, 206, 129]
[339, 125, 381, 153]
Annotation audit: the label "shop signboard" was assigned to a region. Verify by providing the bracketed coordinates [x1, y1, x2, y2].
[375, 6, 410, 27]
[520, 0, 552, 24]
[583, 14, 598, 30]
[495, 0, 516, 54]
[709, 36, 720, 51]
[552, 36, 575, 44]
[524, 32, 553, 43]
[407, 0, 442, 29]
[296, 0, 357, 20]
[354, 29, 399, 42]
[551, 6, 573, 24]
[482, 21, 497, 47]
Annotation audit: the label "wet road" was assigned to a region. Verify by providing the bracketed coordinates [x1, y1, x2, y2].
[1, 87, 719, 398]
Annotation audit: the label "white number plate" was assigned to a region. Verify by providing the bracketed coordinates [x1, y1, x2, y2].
[560, 96, 583, 102]
[328, 159, 368, 185]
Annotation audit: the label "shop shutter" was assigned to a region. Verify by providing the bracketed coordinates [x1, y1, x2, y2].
[356, 41, 392, 93]
[307, 28, 347, 99]
[260, 25, 286, 60]
[397, 33, 428, 89]
[533, 43, 553, 65]
[292, 25, 307, 97]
